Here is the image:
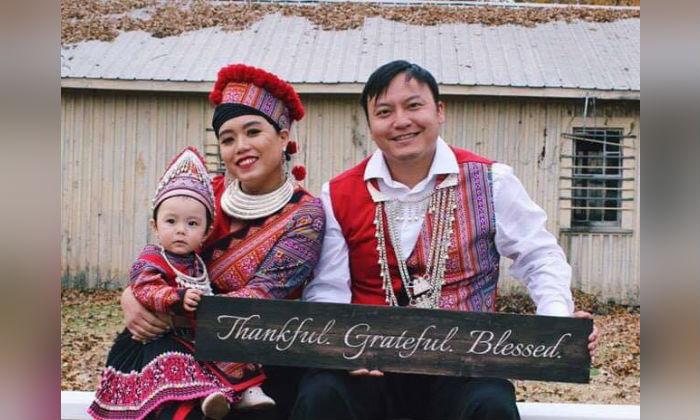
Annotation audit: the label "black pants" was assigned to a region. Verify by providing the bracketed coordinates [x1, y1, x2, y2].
[290, 369, 520, 420]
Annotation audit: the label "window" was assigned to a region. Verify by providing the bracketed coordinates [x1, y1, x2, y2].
[561, 127, 634, 230]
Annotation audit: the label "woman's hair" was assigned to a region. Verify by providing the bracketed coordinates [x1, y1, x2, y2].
[359, 60, 440, 122]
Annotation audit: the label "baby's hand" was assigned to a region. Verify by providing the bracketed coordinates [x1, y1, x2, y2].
[183, 289, 203, 312]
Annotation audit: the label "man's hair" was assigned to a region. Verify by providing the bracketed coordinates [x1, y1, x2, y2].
[359, 60, 440, 122]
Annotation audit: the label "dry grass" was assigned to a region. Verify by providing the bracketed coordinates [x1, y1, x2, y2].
[61, 0, 640, 45]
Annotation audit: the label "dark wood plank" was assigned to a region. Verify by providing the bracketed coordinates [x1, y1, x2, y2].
[196, 296, 591, 383]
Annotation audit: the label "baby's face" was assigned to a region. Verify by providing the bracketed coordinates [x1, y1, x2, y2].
[153, 196, 208, 255]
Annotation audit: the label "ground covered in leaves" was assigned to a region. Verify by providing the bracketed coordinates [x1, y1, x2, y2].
[61, 288, 639, 404]
[61, 0, 640, 45]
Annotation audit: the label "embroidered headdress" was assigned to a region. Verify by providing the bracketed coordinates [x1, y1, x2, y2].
[152, 147, 215, 218]
[209, 63, 306, 180]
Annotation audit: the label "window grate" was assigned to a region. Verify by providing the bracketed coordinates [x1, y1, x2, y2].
[561, 127, 633, 228]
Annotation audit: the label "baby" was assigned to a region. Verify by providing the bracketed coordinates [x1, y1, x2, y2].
[89, 147, 273, 420]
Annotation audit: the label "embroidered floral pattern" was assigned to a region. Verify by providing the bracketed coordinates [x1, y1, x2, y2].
[89, 352, 238, 420]
[408, 162, 499, 312]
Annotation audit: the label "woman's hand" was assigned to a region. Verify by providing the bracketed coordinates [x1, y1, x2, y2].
[121, 286, 171, 342]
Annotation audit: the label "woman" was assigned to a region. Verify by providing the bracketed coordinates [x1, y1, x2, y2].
[120, 64, 325, 419]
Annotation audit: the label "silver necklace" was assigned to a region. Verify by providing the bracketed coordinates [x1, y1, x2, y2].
[385, 191, 432, 223]
[220, 177, 294, 220]
[159, 246, 213, 295]
[369, 174, 458, 309]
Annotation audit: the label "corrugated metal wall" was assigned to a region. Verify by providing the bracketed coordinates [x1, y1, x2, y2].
[61, 91, 211, 287]
[61, 89, 639, 303]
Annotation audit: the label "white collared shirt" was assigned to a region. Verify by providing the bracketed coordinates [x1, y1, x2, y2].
[303, 138, 574, 316]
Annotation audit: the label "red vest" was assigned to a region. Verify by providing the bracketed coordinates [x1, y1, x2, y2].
[330, 147, 500, 312]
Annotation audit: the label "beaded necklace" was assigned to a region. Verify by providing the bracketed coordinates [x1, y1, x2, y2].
[220, 177, 294, 220]
[159, 246, 213, 296]
[368, 174, 458, 309]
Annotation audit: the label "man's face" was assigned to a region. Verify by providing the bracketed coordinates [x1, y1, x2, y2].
[366, 73, 445, 168]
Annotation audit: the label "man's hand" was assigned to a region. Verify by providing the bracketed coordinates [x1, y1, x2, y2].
[349, 369, 384, 377]
[121, 286, 171, 342]
[573, 310, 599, 357]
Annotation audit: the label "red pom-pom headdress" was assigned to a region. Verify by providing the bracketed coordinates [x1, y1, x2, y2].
[210, 64, 307, 184]
[209, 64, 304, 131]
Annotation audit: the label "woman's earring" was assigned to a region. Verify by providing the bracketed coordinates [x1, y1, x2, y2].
[282, 149, 289, 173]
[284, 141, 305, 181]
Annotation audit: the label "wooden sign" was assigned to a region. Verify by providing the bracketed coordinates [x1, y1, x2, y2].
[196, 296, 592, 383]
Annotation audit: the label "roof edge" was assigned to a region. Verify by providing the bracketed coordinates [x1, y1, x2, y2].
[61, 78, 640, 100]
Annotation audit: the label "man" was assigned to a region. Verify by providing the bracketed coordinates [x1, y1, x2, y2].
[293, 60, 599, 420]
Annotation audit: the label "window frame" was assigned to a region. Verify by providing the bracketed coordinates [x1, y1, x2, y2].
[559, 117, 638, 234]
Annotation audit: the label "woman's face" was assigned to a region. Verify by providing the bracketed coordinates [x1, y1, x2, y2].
[218, 115, 289, 194]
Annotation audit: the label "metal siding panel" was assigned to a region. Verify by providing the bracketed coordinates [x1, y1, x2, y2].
[487, 26, 513, 87]
[70, 92, 84, 282]
[549, 23, 583, 88]
[62, 93, 639, 298]
[72, 41, 106, 79]
[623, 19, 641, 90]
[290, 24, 321, 83]
[156, 37, 182, 81]
[77, 94, 92, 283]
[122, 37, 161, 81]
[61, 94, 74, 279]
[601, 19, 637, 90]
[136, 96, 155, 252]
[453, 24, 477, 86]
[275, 17, 310, 81]
[182, 29, 220, 82]
[389, 22, 408, 65]
[195, 29, 229, 82]
[209, 27, 253, 76]
[243, 19, 275, 66]
[501, 25, 529, 87]
[513, 25, 544, 88]
[62, 17, 639, 91]
[435, 25, 458, 85]
[562, 233, 637, 304]
[259, 14, 288, 75]
[527, 23, 564, 88]
[562, 23, 596, 89]
[576, 23, 614, 90]
[96, 32, 141, 80]
[322, 29, 348, 84]
[295, 96, 373, 196]
[113, 95, 127, 274]
[124, 95, 139, 272]
[338, 26, 364, 82]
[88, 94, 102, 285]
[98, 95, 115, 281]
[543, 102, 562, 229]
[357, 18, 382, 83]
[307, 29, 334, 83]
[471, 26, 493, 85]
[376, 17, 398, 68]
[408, 23, 427, 70]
